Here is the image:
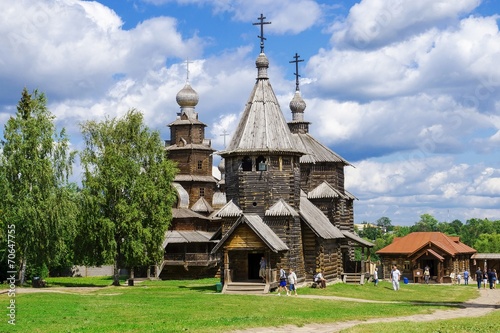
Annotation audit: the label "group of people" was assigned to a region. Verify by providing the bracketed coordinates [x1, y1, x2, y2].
[277, 266, 298, 296]
[475, 267, 498, 289]
[260, 257, 298, 296]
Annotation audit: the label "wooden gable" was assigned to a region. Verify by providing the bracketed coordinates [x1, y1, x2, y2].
[226, 224, 266, 250]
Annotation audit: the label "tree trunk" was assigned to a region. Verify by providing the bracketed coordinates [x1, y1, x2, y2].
[112, 257, 120, 286]
[19, 257, 27, 285]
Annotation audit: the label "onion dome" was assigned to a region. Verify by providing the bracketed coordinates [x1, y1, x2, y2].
[256, 53, 269, 79]
[176, 82, 199, 108]
[290, 91, 306, 121]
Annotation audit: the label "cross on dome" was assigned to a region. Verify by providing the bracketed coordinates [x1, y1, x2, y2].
[252, 14, 271, 53]
[289, 53, 304, 92]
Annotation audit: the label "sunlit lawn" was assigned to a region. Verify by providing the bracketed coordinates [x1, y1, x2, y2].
[0, 277, 490, 333]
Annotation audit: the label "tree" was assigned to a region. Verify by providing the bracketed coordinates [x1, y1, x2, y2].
[473, 233, 500, 253]
[77, 110, 177, 286]
[0, 88, 76, 283]
[411, 214, 439, 232]
[376, 216, 393, 233]
[460, 218, 495, 246]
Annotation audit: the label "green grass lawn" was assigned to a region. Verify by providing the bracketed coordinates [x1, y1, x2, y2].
[0, 278, 490, 333]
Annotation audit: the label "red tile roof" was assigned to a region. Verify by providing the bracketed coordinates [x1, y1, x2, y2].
[376, 232, 476, 256]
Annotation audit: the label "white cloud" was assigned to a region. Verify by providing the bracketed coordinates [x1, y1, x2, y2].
[0, 0, 202, 103]
[347, 156, 500, 224]
[331, 0, 481, 49]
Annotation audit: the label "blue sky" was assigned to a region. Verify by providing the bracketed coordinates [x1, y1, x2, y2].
[1, 0, 500, 226]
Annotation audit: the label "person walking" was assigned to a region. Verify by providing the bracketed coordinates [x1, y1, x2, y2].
[277, 265, 289, 296]
[373, 267, 379, 286]
[391, 265, 401, 291]
[287, 268, 298, 296]
[463, 269, 469, 285]
[488, 268, 495, 289]
[476, 267, 482, 289]
[424, 266, 430, 284]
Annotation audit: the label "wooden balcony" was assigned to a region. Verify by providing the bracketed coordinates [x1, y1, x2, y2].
[164, 252, 221, 267]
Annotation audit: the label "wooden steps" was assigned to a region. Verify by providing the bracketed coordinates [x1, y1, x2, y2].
[223, 282, 268, 294]
[342, 273, 365, 284]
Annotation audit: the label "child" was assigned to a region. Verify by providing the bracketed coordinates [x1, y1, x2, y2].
[287, 268, 298, 296]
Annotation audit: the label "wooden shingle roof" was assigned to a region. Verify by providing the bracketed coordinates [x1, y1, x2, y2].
[191, 197, 214, 213]
[171, 208, 210, 220]
[215, 200, 242, 217]
[162, 230, 216, 248]
[342, 230, 374, 247]
[291, 132, 350, 165]
[307, 181, 357, 200]
[299, 193, 344, 239]
[265, 198, 299, 217]
[376, 232, 476, 255]
[211, 214, 289, 254]
[219, 53, 303, 157]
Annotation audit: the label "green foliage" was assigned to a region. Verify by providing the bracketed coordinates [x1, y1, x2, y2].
[411, 213, 439, 232]
[376, 216, 393, 232]
[473, 233, 500, 253]
[0, 88, 76, 282]
[76, 110, 177, 285]
[461, 218, 496, 246]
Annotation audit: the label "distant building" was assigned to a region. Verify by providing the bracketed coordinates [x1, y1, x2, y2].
[376, 232, 476, 283]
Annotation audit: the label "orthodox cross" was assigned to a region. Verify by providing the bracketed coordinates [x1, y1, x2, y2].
[220, 129, 229, 148]
[185, 58, 193, 82]
[252, 14, 271, 53]
[289, 53, 304, 92]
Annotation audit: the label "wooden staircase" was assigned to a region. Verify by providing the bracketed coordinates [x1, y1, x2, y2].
[223, 282, 269, 294]
[342, 273, 365, 284]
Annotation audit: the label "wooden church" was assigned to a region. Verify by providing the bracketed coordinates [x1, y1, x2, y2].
[159, 15, 373, 291]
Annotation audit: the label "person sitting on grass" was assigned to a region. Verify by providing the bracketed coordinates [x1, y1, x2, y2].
[315, 270, 326, 289]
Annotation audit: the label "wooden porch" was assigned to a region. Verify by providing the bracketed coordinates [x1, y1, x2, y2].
[220, 268, 278, 294]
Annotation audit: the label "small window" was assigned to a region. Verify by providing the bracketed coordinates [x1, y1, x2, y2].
[199, 187, 205, 197]
[197, 160, 203, 170]
[283, 158, 290, 166]
[242, 156, 252, 171]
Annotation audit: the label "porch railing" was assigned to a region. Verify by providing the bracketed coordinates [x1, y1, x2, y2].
[164, 252, 220, 265]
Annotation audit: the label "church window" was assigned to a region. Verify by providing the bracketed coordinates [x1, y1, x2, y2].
[197, 160, 203, 170]
[199, 187, 205, 197]
[241, 156, 252, 171]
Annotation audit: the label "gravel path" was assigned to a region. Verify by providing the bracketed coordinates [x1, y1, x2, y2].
[231, 288, 500, 333]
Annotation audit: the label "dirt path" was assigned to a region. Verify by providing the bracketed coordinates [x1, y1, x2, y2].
[231, 288, 500, 333]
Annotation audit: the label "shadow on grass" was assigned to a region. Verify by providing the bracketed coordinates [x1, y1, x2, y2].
[46, 282, 111, 287]
[177, 284, 218, 293]
[44, 277, 127, 288]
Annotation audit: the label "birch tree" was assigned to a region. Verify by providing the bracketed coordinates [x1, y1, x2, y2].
[0, 88, 76, 283]
[77, 110, 176, 285]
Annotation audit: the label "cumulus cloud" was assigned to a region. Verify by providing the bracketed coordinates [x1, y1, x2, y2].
[0, 0, 202, 104]
[330, 0, 481, 49]
[347, 157, 500, 224]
